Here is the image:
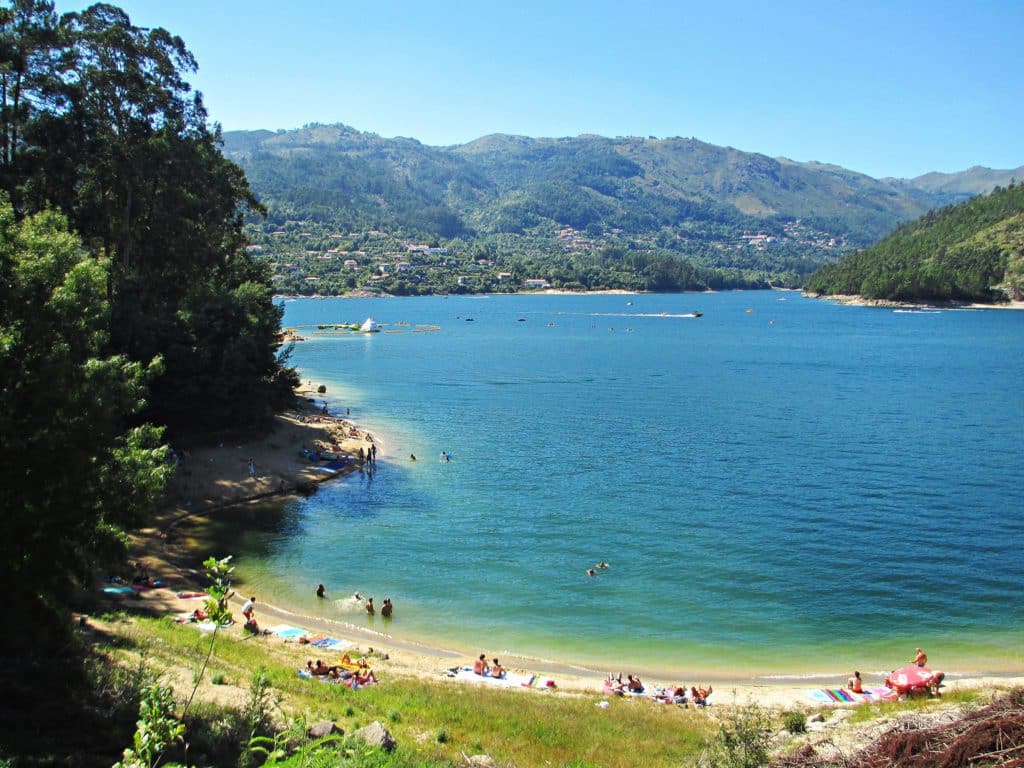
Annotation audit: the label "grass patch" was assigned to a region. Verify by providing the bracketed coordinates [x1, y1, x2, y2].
[93, 615, 718, 767]
[846, 688, 984, 724]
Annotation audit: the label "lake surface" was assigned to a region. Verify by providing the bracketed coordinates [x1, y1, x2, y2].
[217, 291, 1024, 680]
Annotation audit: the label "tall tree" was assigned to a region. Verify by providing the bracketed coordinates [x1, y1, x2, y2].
[2, 1, 296, 433]
[0, 199, 171, 643]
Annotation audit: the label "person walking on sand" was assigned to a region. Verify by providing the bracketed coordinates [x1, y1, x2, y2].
[912, 647, 928, 667]
[242, 596, 256, 621]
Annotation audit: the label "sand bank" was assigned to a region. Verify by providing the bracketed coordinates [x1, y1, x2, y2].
[128, 385, 1023, 710]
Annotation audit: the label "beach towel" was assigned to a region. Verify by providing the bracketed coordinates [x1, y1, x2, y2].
[445, 666, 538, 689]
[102, 585, 136, 594]
[266, 625, 306, 638]
[804, 687, 888, 705]
[176, 591, 208, 600]
[315, 638, 352, 651]
[324, 460, 348, 470]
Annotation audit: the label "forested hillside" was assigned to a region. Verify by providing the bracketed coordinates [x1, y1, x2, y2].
[806, 183, 1024, 303]
[223, 125, 1017, 295]
[0, 1, 296, 656]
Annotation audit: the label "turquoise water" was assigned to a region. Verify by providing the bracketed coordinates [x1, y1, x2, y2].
[224, 291, 1024, 680]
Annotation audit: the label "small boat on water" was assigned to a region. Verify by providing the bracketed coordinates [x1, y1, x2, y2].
[358, 317, 380, 333]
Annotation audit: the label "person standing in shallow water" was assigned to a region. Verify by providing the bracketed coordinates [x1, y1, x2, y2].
[316, 583, 325, 599]
[365, 597, 375, 614]
[912, 647, 928, 667]
[380, 598, 392, 618]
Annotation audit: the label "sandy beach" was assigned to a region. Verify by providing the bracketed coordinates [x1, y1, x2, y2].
[124, 383, 1023, 711]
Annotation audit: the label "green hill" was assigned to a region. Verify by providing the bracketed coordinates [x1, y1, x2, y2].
[805, 183, 1024, 303]
[223, 124, 951, 248]
[221, 124, 1019, 295]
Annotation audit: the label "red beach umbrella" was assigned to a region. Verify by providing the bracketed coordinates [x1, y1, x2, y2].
[887, 665, 933, 694]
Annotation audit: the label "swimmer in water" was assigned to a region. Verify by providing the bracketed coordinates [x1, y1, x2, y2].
[586, 568, 596, 576]
[596, 562, 610, 569]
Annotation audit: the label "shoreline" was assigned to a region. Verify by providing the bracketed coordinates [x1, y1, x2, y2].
[132, 382, 1024, 708]
[805, 291, 1024, 310]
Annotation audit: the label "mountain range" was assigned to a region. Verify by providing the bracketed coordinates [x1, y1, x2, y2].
[222, 123, 1020, 249]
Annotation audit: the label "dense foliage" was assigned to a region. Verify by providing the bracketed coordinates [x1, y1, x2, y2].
[224, 125, 1021, 294]
[1, 1, 297, 431]
[0, 201, 172, 642]
[806, 183, 1024, 302]
[0, 0, 296, 648]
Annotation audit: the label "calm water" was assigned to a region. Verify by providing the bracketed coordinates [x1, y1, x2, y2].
[214, 291, 1024, 680]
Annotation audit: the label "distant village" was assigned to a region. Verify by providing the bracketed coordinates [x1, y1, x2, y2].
[252, 219, 846, 295]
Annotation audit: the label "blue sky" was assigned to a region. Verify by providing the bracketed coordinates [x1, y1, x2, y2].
[55, 0, 1023, 179]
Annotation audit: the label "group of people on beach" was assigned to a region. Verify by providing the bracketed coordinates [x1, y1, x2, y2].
[604, 673, 713, 706]
[846, 647, 944, 698]
[304, 658, 378, 688]
[473, 654, 507, 679]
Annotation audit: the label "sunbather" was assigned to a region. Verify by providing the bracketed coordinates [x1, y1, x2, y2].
[490, 659, 506, 678]
[691, 685, 713, 706]
[350, 669, 377, 688]
[627, 674, 644, 693]
[473, 654, 489, 676]
[848, 671, 863, 693]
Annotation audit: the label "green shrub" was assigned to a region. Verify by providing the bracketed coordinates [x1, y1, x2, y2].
[705, 702, 774, 768]
[782, 709, 807, 734]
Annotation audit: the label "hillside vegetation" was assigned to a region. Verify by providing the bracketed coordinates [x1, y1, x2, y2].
[806, 183, 1024, 303]
[224, 125, 997, 295]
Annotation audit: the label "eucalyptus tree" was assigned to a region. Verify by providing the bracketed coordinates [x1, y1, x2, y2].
[0, 1, 296, 432]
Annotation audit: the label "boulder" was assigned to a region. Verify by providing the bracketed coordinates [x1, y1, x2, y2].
[307, 721, 343, 740]
[354, 721, 396, 752]
[463, 756, 497, 767]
